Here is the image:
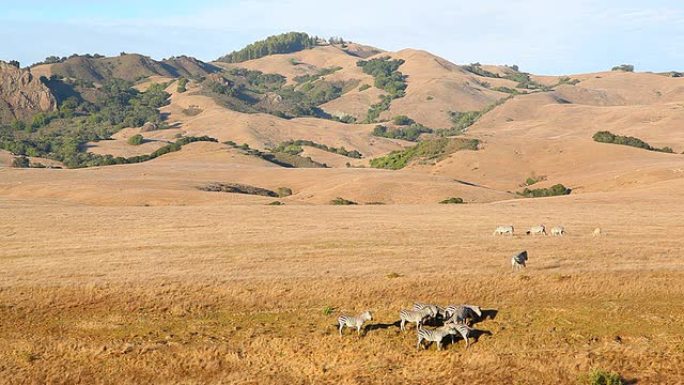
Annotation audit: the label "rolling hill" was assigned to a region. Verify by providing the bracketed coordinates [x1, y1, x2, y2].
[1, 32, 683, 205]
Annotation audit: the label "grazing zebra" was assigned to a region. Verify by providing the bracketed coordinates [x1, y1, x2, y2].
[593, 227, 602, 237]
[412, 303, 446, 319]
[400, 307, 436, 331]
[511, 250, 528, 271]
[526, 224, 546, 235]
[337, 311, 373, 336]
[493, 225, 514, 236]
[416, 324, 459, 351]
[551, 226, 565, 236]
[445, 322, 472, 348]
[444, 304, 482, 325]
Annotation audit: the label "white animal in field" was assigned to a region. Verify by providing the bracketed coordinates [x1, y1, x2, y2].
[526, 225, 546, 235]
[493, 226, 514, 236]
[551, 226, 565, 236]
[593, 228, 602, 237]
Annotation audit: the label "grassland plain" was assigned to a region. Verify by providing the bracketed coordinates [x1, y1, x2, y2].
[1, 198, 683, 384]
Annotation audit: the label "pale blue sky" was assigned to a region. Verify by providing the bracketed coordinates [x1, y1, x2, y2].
[2, 0, 683, 75]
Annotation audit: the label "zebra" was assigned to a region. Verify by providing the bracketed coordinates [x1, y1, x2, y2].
[337, 311, 373, 336]
[412, 303, 446, 319]
[551, 226, 565, 236]
[417, 322, 472, 350]
[526, 224, 546, 235]
[416, 324, 459, 351]
[493, 225, 514, 236]
[444, 304, 482, 325]
[399, 307, 436, 331]
[511, 250, 528, 271]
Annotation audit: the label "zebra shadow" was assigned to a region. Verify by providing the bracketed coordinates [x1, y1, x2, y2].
[478, 309, 499, 322]
[365, 320, 401, 333]
[442, 328, 493, 349]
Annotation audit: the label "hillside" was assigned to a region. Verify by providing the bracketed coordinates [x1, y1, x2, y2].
[0, 32, 683, 205]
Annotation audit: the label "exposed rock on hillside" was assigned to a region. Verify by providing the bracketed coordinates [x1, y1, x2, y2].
[0, 61, 57, 121]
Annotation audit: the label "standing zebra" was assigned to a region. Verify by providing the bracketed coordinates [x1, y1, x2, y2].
[511, 250, 528, 271]
[412, 303, 446, 319]
[399, 307, 436, 331]
[416, 324, 459, 351]
[417, 322, 472, 350]
[337, 311, 373, 336]
[444, 304, 482, 325]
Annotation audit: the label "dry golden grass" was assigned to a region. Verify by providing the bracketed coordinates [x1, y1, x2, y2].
[1, 198, 683, 384]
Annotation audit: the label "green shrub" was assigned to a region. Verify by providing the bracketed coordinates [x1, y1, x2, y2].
[358, 84, 371, 92]
[268, 201, 284, 206]
[277, 187, 293, 197]
[218, 32, 318, 63]
[372, 124, 432, 142]
[611, 64, 634, 72]
[463, 63, 500, 78]
[11, 156, 30, 168]
[581, 369, 624, 385]
[322, 306, 335, 315]
[492, 86, 520, 94]
[330, 197, 358, 205]
[520, 184, 572, 198]
[392, 115, 414, 126]
[525, 175, 546, 186]
[439, 197, 464, 204]
[370, 138, 480, 170]
[177, 77, 188, 93]
[593, 130, 674, 153]
[357, 57, 407, 122]
[273, 140, 362, 158]
[127, 134, 144, 145]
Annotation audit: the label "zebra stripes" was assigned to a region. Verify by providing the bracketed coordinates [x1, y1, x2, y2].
[412, 303, 446, 319]
[444, 304, 482, 325]
[399, 307, 436, 331]
[416, 322, 472, 350]
[337, 311, 373, 336]
[511, 250, 528, 271]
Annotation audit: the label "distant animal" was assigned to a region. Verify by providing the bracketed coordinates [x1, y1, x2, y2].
[551, 226, 565, 236]
[511, 250, 528, 271]
[526, 224, 546, 235]
[337, 311, 373, 336]
[444, 304, 482, 325]
[593, 227, 602, 237]
[400, 307, 436, 331]
[493, 225, 514, 236]
[412, 303, 446, 319]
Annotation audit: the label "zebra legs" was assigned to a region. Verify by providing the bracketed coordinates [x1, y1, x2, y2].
[338, 323, 344, 337]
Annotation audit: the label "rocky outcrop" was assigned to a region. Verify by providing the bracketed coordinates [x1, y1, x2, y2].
[0, 61, 57, 122]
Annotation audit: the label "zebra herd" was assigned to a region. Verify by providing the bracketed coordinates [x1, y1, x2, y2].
[338, 303, 486, 351]
[493, 224, 566, 236]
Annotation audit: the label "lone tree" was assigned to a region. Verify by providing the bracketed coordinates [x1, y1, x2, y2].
[611, 64, 634, 72]
[127, 134, 144, 145]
